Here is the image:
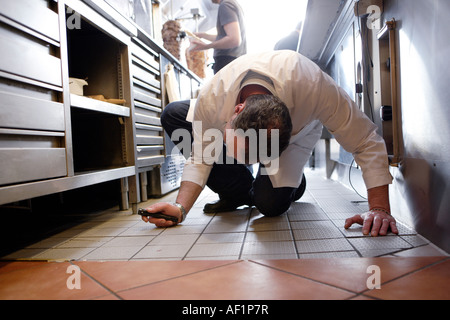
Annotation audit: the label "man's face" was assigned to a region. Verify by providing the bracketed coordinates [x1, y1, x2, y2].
[223, 102, 258, 165]
[225, 129, 252, 164]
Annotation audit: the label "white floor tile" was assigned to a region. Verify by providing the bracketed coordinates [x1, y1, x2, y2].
[292, 227, 344, 240]
[242, 241, 296, 255]
[348, 236, 413, 250]
[186, 243, 243, 258]
[148, 234, 199, 246]
[133, 244, 193, 259]
[299, 251, 360, 259]
[2, 169, 444, 261]
[197, 232, 245, 244]
[295, 238, 354, 253]
[82, 246, 142, 260]
[244, 231, 293, 242]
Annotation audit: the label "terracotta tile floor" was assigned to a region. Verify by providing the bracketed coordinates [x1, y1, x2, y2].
[0, 257, 449, 300]
[1, 169, 449, 300]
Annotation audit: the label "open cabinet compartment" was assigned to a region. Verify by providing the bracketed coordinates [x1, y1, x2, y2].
[66, 14, 124, 102]
[65, 5, 133, 174]
[70, 108, 127, 173]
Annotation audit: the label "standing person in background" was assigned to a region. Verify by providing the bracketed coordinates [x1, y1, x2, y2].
[274, 21, 302, 52]
[191, 0, 247, 74]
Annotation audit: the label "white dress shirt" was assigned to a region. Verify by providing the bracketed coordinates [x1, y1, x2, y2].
[181, 50, 393, 190]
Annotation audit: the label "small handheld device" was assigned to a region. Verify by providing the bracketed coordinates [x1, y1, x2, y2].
[138, 208, 179, 223]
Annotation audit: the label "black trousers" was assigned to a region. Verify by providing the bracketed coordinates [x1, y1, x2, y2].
[161, 100, 306, 217]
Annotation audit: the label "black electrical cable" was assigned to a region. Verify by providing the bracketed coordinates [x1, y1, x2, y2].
[349, 159, 368, 200]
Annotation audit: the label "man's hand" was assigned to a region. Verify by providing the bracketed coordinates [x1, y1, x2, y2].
[345, 210, 398, 237]
[141, 202, 182, 228]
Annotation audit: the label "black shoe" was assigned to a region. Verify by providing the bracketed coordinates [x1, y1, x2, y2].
[203, 198, 252, 213]
[293, 174, 307, 202]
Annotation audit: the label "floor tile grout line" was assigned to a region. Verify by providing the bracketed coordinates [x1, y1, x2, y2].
[247, 260, 357, 295]
[181, 212, 217, 261]
[341, 235, 363, 258]
[77, 219, 160, 261]
[127, 232, 167, 261]
[238, 207, 254, 260]
[286, 211, 300, 259]
[345, 292, 383, 300]
[180, 233, 205, 261]
[112, 260, 244, 296]
[358, 256, 450, 296]
[72, 246, 101, 262]
[70, 260, 124, 300]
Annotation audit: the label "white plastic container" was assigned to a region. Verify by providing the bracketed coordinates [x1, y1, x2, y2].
[69, 77, 88, 95]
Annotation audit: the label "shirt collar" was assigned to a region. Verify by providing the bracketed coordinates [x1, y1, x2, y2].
[239, 70, 276, 95]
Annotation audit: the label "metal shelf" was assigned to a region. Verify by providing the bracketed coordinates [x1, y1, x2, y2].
[0, 166, 135, 205]
[70, 94, 130, 117]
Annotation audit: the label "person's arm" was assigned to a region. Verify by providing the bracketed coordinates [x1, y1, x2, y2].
[194, 31, 217, 42]
[191, 21, 241, 51]
[142, 97, 216, 228]
[344, 185, 398, 236]
[176, 181, 204, 214]
[141, 181, 203, 228]
[305, 60, 396, 236]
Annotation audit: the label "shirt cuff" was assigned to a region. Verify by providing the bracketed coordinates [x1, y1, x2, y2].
[181, 158, 213, 188]
[362, 168, 393, 190]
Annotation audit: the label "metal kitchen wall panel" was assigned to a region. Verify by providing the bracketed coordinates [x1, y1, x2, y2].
[302, 0, 450, 253]
[381, 0, 450, 252]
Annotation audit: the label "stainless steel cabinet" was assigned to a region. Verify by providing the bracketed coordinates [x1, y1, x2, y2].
[0, 0, 136, 206]
[0, 0, 202, 211]
[130, 38, 165, 170]
[0, 0, 67, 194]
[129, 29, 202, 205]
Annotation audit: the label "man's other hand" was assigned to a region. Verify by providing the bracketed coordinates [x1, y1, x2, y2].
[345, 210, 398, 237]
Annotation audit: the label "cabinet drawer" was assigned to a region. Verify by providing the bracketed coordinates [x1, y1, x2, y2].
[133, 87, 161, 107]
[135, 135, 163, 145]
[135, 113, 161, 126]
[137, 155, 165, 168]
[0, 24, 62, 87]
[0, 148, 66, 186]
[130, 41, 159, 71]
[131, 63, 160, 89]
[0, 0, 60, 42]
[0, 90, 64, 131]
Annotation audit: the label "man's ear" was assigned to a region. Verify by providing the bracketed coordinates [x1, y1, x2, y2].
[235, 103, 245, 115]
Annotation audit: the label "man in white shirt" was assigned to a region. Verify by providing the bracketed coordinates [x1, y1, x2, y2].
[142, 50, 398, 237]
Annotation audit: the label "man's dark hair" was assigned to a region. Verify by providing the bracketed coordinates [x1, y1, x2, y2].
[231, 94, 292, 158]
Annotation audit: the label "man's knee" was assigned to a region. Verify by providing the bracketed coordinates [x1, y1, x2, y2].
[160, 100, 191, 137]
[160, 102, 178, 131]
[253, 192, 292, 217]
